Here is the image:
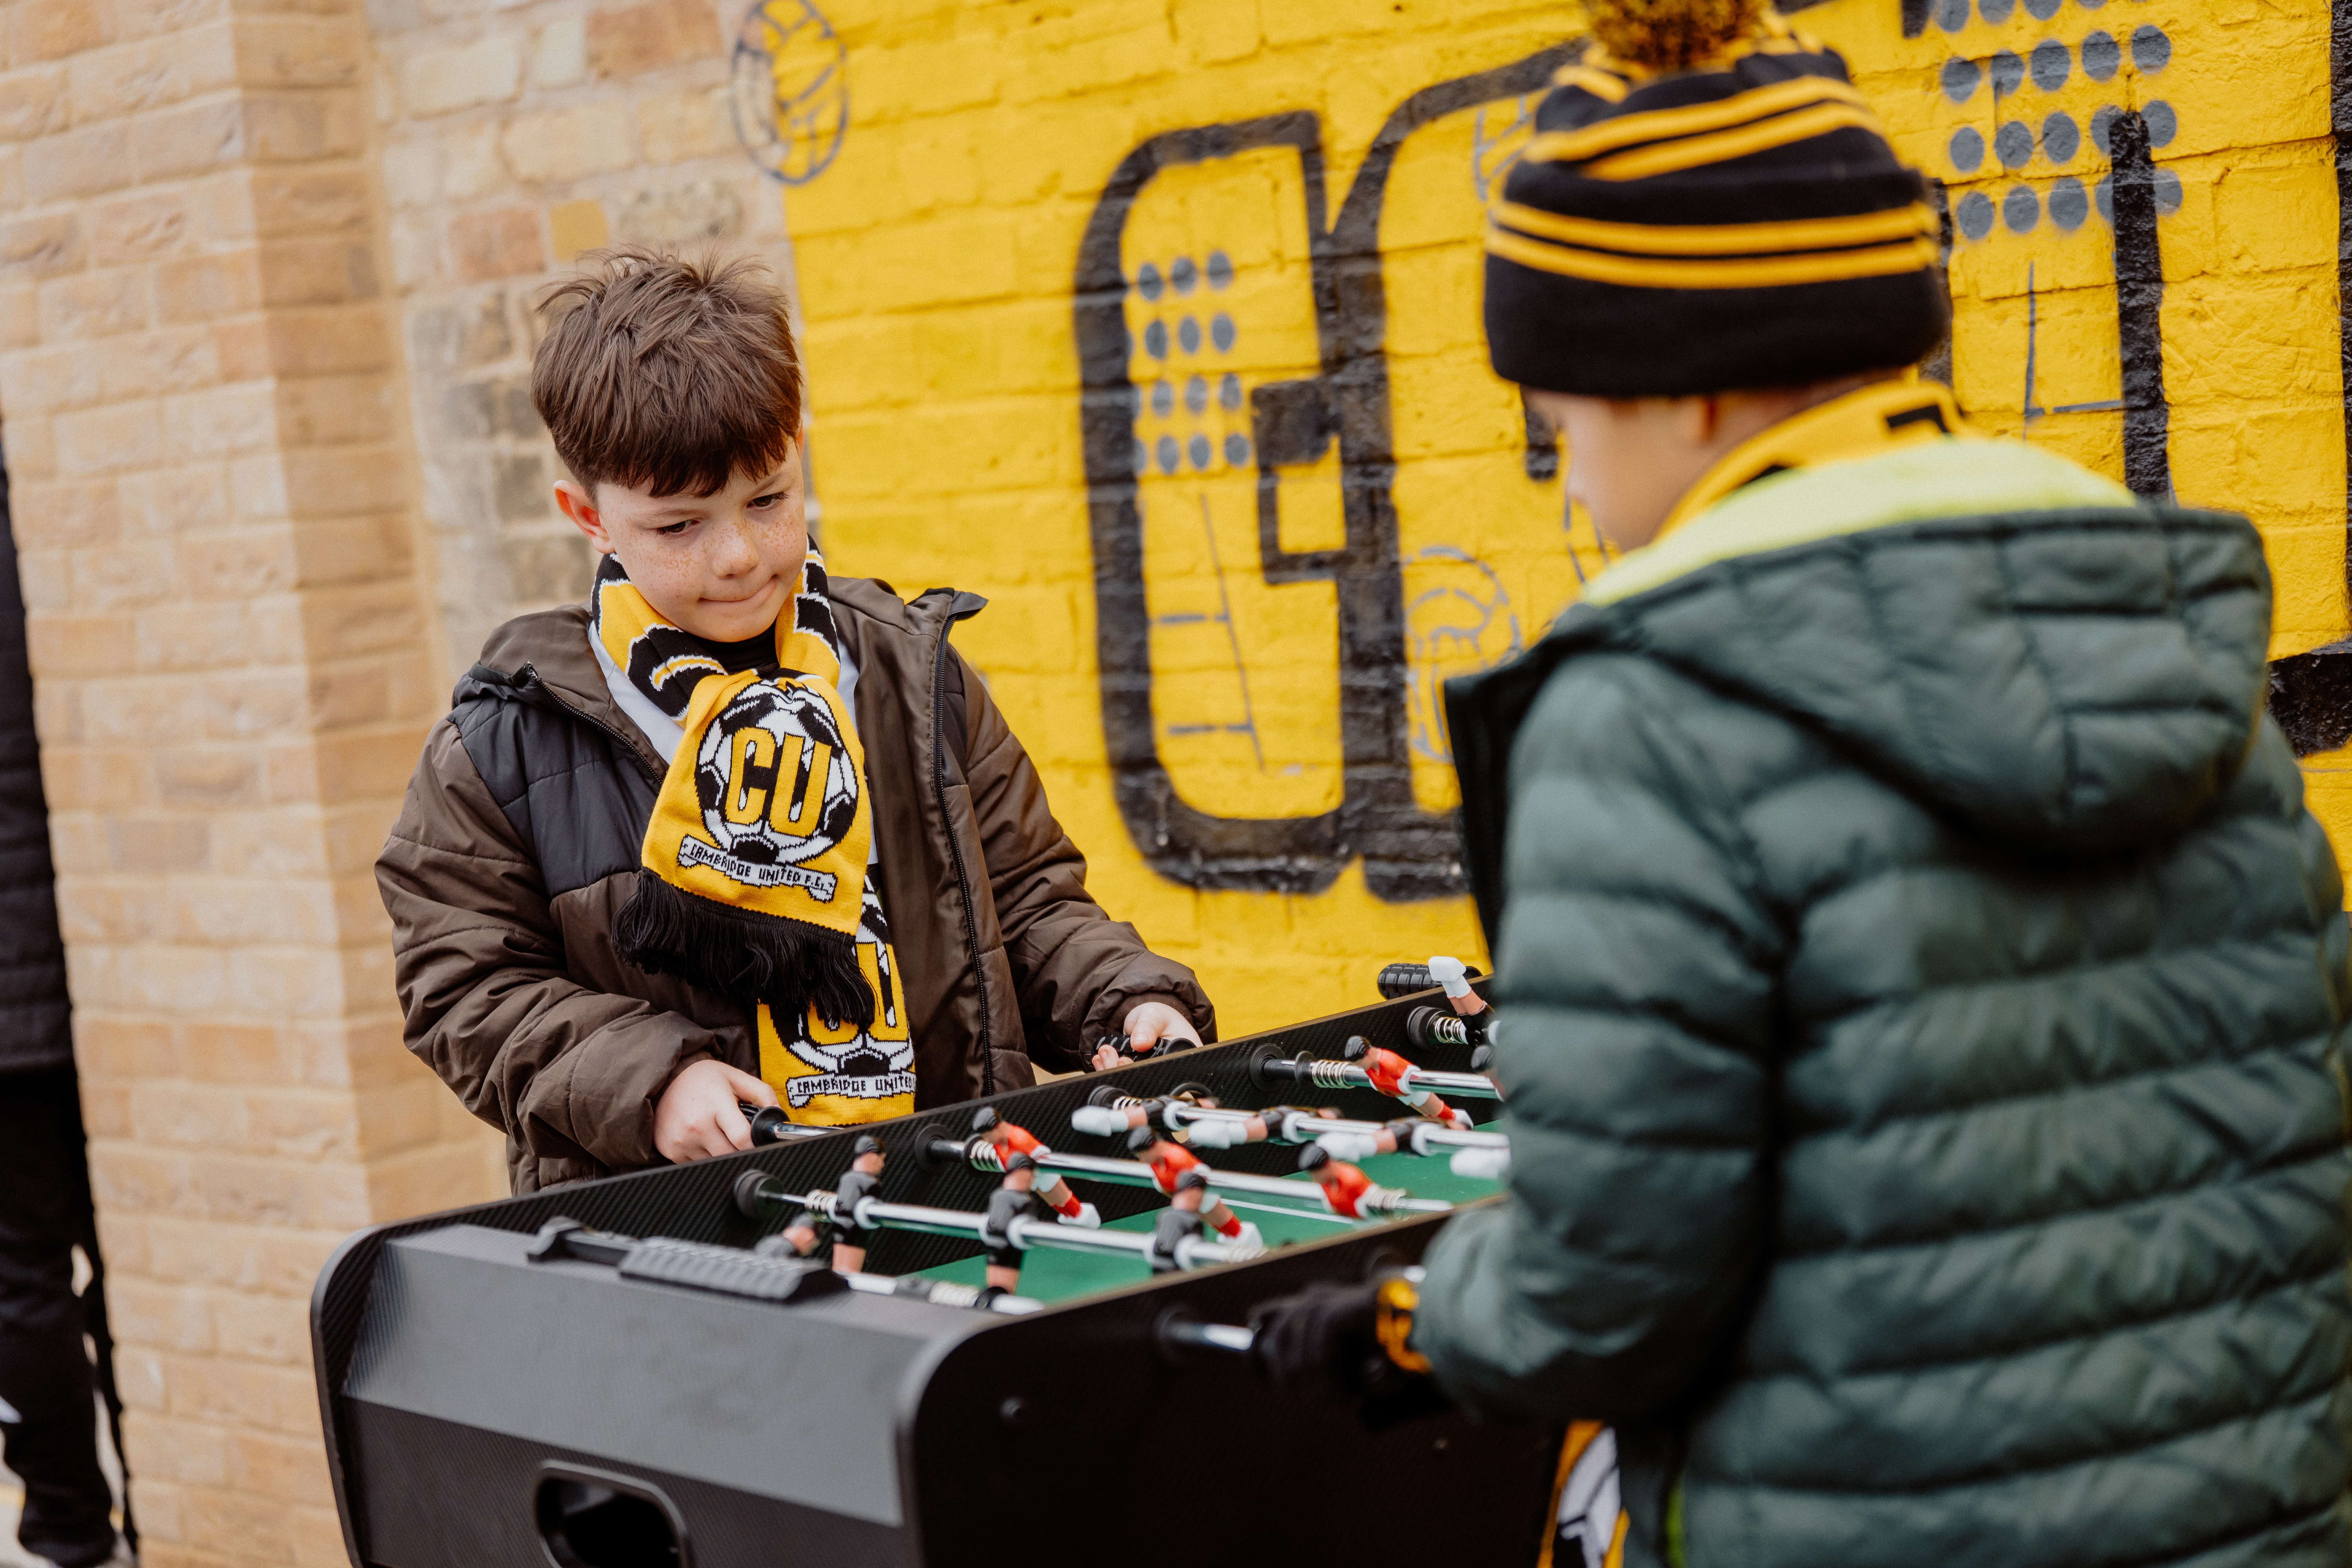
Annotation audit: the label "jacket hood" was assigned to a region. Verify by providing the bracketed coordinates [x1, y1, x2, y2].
[1572, 445, 2273, 854]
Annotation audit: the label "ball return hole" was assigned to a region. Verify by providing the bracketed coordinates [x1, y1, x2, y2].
[534, 1466, 688, 1568]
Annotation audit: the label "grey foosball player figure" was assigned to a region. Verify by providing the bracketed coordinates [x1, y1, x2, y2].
[979, 1153, 1047, 1296]
[827, 1136, 887, 1276]
[1247, 0, 2352, 1564]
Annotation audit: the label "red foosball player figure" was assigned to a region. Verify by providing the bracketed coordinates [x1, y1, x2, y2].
[980, 1152, 1049, 1294]
[970, 1107, 1100, 1227]
[828, 1134, 887, 1274]
[1125, 1125, 1261, 1247]
[1345, 1036, 1475, 1130]
[1297, 1143, 1403, 1220]
[1147, 1168, 1212, 1273]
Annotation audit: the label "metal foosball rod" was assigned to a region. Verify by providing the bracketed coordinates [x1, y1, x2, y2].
[1154, 1265, 1431, 1359]
[732, 1170, 1269, 1272]
[1256, 1038, 1503, 1103]
[738, 1102, 838, 1145]
[926, 1131, 1452, 1218]
[1072, 1087, 1507, 1156]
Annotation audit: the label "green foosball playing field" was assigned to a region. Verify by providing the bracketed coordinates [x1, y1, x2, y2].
[909, 1152, 1503, 1304]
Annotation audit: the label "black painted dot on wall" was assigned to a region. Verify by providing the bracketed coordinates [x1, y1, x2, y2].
[1989, 50, 2024, 96]
[1179, 318, 1201, 354]
[1942, 56, 1981, 102]
[2078, 0, 2105, 9]
[1188, 434, 1212, 470]
[1185, 375, 1207, 415]
[1996, 121, 2033, 168]
[1171, 256, 1198, 294]
[1131, 438, 1148, 474]
[2049, 176, 2089, 230]
[2131, 24, 2169, 71]
[1206, 251, 1234, 290]
[2022, 0, 2058, 18]
[2155, 167, 2182, 214]
[1935, 0, 1968, 31]
[1219, 372, 1241, 411]
[1979, 0, 2014, 21]
[2095, 176, 2112, 223]
[1157, 435, 1180, 474]
[1144, 320, 1168, 358]
[1950, 126, 1985, 171]
[2003, 185, 2040, 233]
[1224, 434, 1250, 466]
[2144, 100, 2176, 146]
[2043, 111, 2079, 163]
[1151, 380, 1173, 417]
[2030, 38, 2069, 91]
[1137, 263, 1163, 301]
[1211, 314, 1235, 352]
[2081, 31, 2119, 81]
[1957, 189, 1996, 240]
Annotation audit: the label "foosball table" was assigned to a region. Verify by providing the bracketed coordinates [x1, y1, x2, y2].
[310, 967, 1560, 1568]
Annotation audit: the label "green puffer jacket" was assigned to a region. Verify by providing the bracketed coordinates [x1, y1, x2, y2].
[1420, 437, 2352, 1568]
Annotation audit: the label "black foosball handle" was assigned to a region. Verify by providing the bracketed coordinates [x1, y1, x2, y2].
[740, 1103, 835, 1145]
[1154, 1305, 1255, 1365]
[1376, 960, 1482, 1000]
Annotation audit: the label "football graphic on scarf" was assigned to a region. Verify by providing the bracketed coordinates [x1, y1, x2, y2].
[686, 679, 862, 893]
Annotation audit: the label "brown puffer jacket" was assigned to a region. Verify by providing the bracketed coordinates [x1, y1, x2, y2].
[376, 577, 1214, 1193]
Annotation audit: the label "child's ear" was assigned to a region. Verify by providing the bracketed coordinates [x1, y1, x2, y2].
[554, 479, 612, 552]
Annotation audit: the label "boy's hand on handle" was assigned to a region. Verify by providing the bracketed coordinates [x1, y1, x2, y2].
[1122, 1000, 1201, 1056]
[654, 1059, 775, 1163]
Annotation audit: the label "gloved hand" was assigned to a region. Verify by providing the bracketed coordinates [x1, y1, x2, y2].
[1247, 1279, 1451, 1428]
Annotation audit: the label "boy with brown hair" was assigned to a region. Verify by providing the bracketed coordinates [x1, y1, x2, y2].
[377, 248, 1212, 1192]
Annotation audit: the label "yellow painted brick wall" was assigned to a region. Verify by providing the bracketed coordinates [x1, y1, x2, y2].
[768, 0, 2352, 1034]
[778, 0, 1596, 1035]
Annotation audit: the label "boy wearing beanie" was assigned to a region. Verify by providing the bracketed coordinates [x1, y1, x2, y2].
[377, 249, 1213, 1192]
[1252, 5, 2352, 1564]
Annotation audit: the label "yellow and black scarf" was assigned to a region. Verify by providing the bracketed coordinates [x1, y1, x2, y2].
[595, 550, 913, 1124]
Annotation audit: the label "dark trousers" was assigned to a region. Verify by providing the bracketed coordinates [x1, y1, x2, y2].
[0, 1067, 118, 1568]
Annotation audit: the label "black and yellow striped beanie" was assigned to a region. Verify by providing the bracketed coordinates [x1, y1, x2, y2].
[1486, 0, 1949, 397]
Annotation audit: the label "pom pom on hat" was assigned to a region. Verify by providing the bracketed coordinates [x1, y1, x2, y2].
[1587, 0, 1770, 76]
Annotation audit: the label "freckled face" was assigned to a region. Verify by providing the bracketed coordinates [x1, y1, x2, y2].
[555, 447, 809, 641]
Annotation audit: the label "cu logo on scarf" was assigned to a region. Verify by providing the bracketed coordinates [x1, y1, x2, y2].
[684, 680, 860, 898]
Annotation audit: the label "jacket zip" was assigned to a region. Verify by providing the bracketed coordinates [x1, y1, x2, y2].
[927, 592, 991, 1096]
[508, 662, 664, 783]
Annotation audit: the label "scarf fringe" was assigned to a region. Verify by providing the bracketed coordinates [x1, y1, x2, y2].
[615, 869, 878, 1032]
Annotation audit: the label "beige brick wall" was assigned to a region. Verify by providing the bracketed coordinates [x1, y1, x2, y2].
[364, 0, 797, 679]
[0, 0, 504, 1561]
[0, 0, 806, 1557]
